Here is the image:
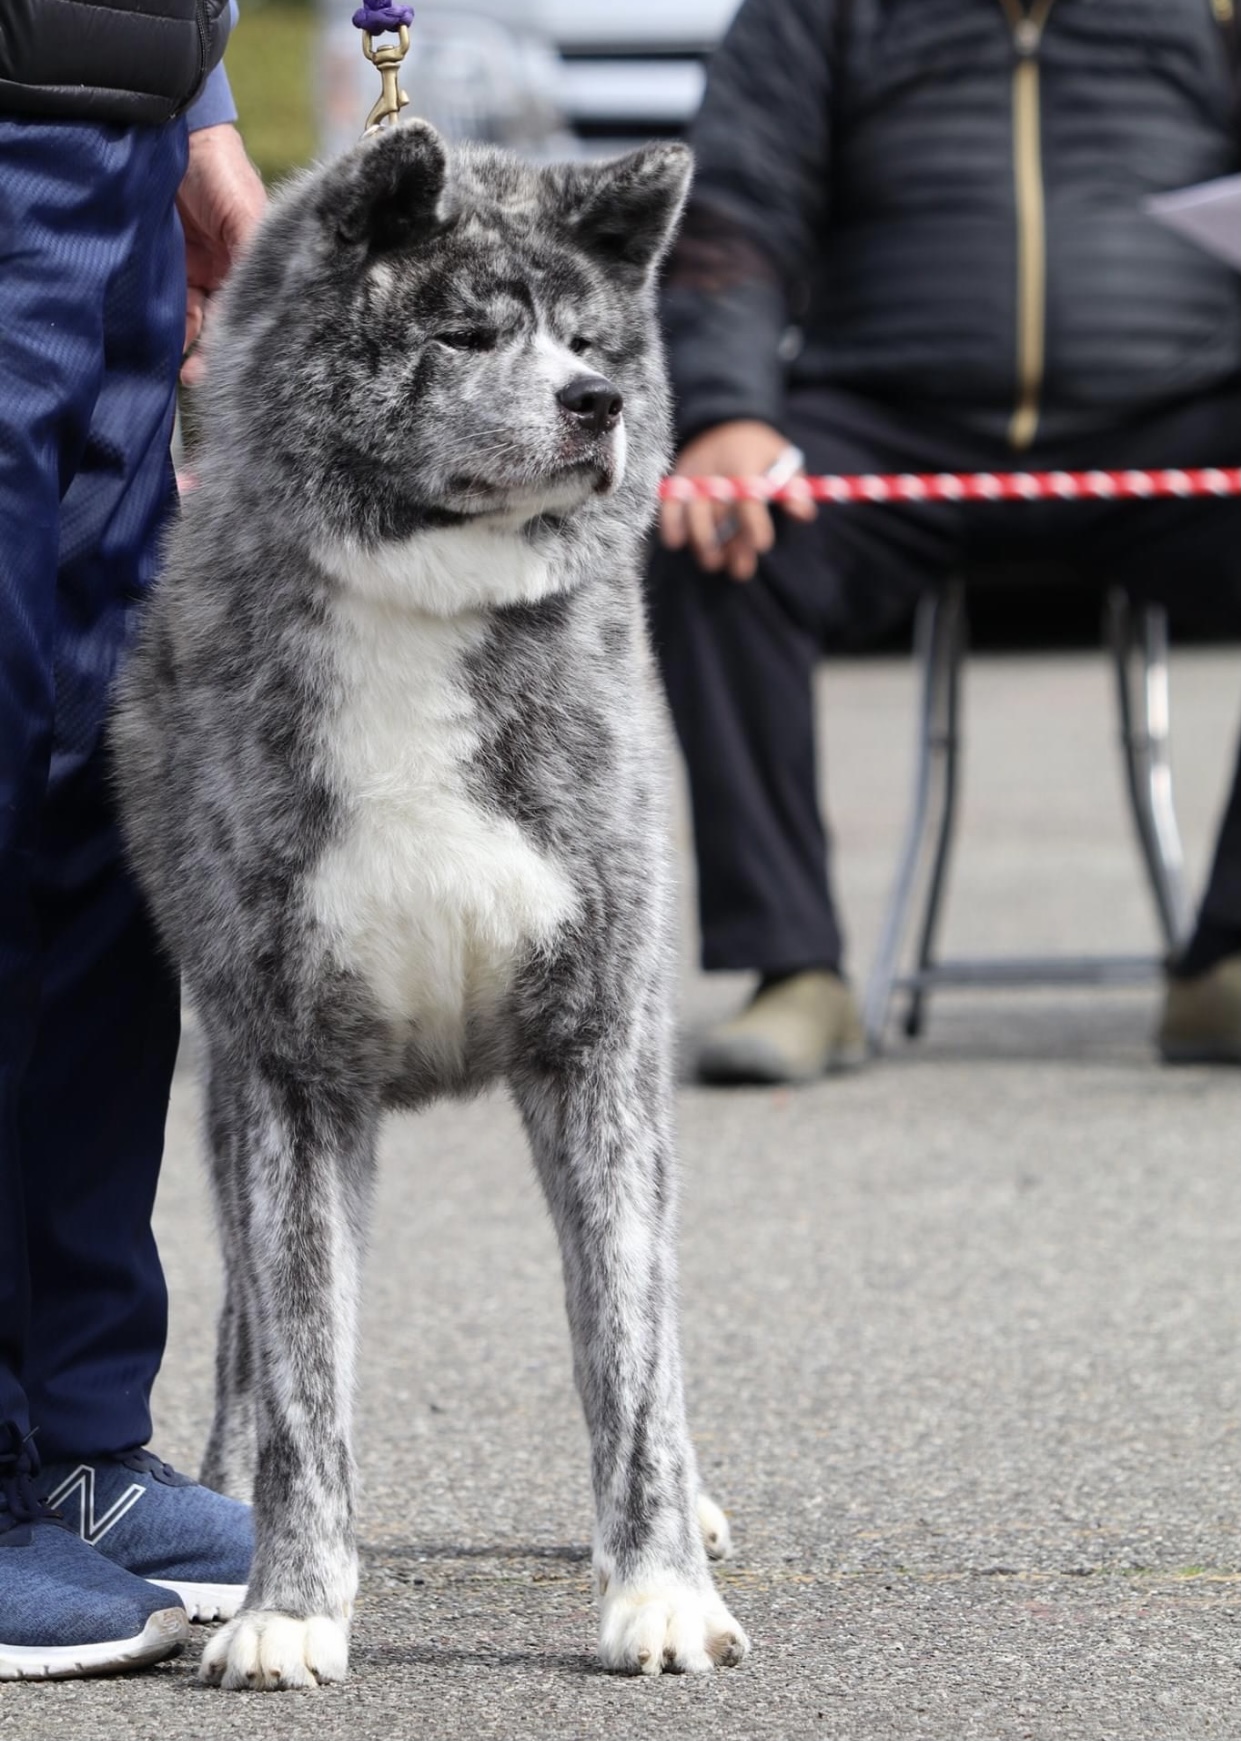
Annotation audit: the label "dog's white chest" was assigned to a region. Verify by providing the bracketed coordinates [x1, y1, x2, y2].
[309, 592, 576, 1048]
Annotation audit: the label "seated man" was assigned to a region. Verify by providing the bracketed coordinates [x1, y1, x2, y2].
[650, 0, 1241, 1083]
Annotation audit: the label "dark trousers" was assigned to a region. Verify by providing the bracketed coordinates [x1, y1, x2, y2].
[649, 386, 1241, 976]
[0, 119, 187, 1459]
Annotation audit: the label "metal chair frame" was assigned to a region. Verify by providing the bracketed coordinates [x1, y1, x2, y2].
[863, 581, 1193, 1051]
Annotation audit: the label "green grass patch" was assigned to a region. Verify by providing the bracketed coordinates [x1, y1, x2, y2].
[227, 1, 318, 186]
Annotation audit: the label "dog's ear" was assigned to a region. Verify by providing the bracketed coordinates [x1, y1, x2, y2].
[318, 119, 450, 253]
[560, 144, 693, 278]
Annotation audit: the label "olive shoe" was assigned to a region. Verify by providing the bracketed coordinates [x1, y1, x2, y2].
[697, 970, 867, 1085]
[1157, 954, 1241, 1064]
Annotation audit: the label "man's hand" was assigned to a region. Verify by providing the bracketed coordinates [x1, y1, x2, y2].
[177, 123, 267, 385]
[658, 419, 817, 582]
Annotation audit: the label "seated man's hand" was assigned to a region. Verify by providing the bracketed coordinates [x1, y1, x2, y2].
[659, 419, 816, 582]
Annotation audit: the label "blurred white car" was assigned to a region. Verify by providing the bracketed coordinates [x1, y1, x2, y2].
[318, 0, 739, 160]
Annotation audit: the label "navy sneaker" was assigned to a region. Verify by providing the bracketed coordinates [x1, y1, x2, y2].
[36, 1447, 252, 1623]
[0, 1438, 188, 1679]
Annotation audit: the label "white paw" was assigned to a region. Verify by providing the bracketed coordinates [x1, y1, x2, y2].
[198, 1611, 349, 1690]
[696, 1492, 733, 1561]
[598, 1577, 750, 1675]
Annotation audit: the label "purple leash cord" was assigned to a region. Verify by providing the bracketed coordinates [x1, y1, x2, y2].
[351, 2, 414, 34]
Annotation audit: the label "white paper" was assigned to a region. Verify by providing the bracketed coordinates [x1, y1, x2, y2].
[1146, 174, 1241, 273]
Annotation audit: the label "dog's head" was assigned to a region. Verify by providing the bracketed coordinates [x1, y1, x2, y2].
[206, 122, 691, 550]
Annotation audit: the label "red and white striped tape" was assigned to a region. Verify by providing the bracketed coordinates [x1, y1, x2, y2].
[175, 465, 1241, 506]
[657, 465, 1241, 506]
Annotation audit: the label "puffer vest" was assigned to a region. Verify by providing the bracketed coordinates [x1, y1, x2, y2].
[675, 0, 1241, 447]
[0, 0, 231, 124]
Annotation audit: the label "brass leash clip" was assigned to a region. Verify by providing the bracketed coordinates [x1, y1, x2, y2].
[362, 23, 411, 133]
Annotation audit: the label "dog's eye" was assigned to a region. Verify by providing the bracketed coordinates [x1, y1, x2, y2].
[435, 330, 497, 352]
[568, 335, 592, 356]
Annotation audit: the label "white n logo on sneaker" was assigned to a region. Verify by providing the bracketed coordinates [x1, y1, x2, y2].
[46, 1464, 145, 1546]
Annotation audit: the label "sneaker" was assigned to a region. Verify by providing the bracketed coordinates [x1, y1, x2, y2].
[697, 970, 868, 1084]
[35, 1448, 252, 1623]
[1157, 954, 1241, 1064]
[1, 1437, 187, 1679]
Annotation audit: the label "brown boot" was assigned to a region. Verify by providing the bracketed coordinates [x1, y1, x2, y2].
[1157, 955, 1241, 1064]
[697, 971, 867, 1085]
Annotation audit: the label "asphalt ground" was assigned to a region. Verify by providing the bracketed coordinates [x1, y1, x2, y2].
[4, 650, 1240, 1741]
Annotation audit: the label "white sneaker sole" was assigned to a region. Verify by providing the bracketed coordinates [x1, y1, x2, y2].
[0, 1605, 188, 1679]
[148, 1579, 247, 1622]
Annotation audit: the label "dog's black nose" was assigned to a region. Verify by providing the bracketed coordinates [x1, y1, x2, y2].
[556, 374, 623, 434]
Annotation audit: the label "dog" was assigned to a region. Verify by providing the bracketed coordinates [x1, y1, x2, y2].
[113, 119, 749, 1689]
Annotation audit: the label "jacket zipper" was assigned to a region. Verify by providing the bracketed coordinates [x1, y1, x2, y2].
[175, 1, 211, 116]
[999, 0, 1056, 450]
[193, 3, 210, 102]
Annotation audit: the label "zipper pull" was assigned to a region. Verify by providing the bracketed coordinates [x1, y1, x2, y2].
[1013, 16, 1043, 56]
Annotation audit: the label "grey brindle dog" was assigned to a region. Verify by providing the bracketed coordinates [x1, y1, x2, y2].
[113, 120, 749, 1689]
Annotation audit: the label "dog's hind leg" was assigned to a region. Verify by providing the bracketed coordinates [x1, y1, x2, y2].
[198, 1058, 377, 1691]
[200, 1059, 258, 1502]
[201, 1282, 257, 1501]
[513, 1032, 750, 1675]
[695, 1492, 734, 1562]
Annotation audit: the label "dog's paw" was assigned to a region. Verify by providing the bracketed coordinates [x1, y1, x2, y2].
[598, 1578, 749, 1675]
[696, 1492, 733, 1561]
[199, 1611, 349, 1690]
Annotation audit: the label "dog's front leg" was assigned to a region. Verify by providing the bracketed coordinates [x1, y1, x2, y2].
[515, 1047, 750, 1675]
[199, 1073, 375, 1691]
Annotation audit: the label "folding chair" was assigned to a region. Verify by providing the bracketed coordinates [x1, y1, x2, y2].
[863, 576, 1192, 1051]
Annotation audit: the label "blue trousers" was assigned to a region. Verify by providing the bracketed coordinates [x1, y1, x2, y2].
[0, 119, 187, 1460]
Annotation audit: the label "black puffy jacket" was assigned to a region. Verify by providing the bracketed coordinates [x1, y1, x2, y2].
[664, 0, 1241, 450]
[0, 0, 231, 124]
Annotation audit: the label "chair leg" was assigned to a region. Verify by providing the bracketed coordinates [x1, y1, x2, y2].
[864, 585, 963, 1052]
[1107, 592, 1192, 955]
[904, 583, 965, 1038]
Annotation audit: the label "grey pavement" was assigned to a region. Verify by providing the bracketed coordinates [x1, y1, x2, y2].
[5, 649, 1241, 1741]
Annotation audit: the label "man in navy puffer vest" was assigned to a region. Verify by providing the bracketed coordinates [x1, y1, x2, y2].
[0, 0, 265, 1678]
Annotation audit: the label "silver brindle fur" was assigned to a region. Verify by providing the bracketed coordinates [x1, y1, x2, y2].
[113, 120, 749, 1688]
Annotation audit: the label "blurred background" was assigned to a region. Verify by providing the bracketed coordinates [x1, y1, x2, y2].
[226, 1, 1237, 652]
[231, 0, 733, 184]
